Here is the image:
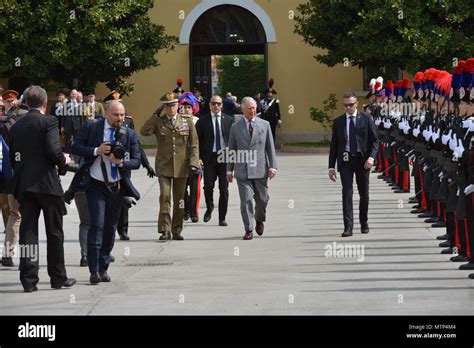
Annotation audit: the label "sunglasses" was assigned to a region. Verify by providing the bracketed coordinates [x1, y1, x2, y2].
[211, 102, 222, 106]
[343, 103, 356, 108]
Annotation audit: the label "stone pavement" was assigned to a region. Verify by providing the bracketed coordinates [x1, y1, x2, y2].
[1, 153, 473, 315]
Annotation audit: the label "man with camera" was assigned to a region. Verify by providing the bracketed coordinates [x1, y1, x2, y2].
[9, 85, 76, 292]
[71, 100, 141, 284]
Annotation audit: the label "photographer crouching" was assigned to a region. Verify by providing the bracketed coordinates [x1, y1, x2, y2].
[71, 100, 141, 284]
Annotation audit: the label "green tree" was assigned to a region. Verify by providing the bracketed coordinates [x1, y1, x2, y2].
[0, 0, 177, 94]
[217, 55, 265, 100]
[309, 93, 337, 141]
[294, 0, 473, 74]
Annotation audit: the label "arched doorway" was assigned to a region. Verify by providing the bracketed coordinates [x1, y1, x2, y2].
[188, 5, 268, 99]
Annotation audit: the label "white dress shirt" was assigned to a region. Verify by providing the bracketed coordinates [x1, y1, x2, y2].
[90, 119, 121, 182]
[212, 112, 226, 152]
[345, 111, 360, 153]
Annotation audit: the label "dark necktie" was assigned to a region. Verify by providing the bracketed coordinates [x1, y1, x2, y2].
[214, 115, 221, 151]
[109, 127, 118, 180]
[349, 116, 357, 154]
[249, 120, 253, 137]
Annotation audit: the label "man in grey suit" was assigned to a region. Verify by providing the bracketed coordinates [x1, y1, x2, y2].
[227, 97, 278, 240]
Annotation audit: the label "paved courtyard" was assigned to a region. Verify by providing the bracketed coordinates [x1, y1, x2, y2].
[1, 153, 473, 315]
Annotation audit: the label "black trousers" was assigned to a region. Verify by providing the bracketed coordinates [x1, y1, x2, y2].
[19, 192, 68, 289]
[185, 173, 201, 218]
[340, 153, 370, 231]
[117, 201, 129, 235]
[203, 153, 228, 220]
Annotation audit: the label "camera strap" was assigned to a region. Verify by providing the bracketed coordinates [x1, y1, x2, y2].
[100, 156, 112, 192]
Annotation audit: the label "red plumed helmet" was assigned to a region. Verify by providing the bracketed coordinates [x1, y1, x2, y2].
[177, 77, 183, 86]
[402, 78, 410, 89]
[385, 80, 394, 89]
[464, 58, 474, 73]
[413, 72, 424, 83]
[268, 78, 274, 87]
[453, 60, 466, 74]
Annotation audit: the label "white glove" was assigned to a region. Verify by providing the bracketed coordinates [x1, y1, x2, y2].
[453, 139, 465, 159]
[449, 135, 457, 151]
[441, 129, 452, 145]
[465, 184, 474, 196]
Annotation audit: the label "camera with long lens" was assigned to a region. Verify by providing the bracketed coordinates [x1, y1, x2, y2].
[58, 163, 80, 176]
[106, 126, 127, 160]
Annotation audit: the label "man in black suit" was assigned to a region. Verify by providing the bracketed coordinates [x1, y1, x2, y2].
[71, 100, 141, 284]
[328, 92, 379, 237]
[196, 95, 234, 226]
[9, 85, 76, 292]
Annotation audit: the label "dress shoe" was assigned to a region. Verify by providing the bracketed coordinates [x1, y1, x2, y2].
[51, 278, 76, 289]
[184, 213, 190, 221]
[243, 231, 253, 240]
[159, 231, 171, 241]
[341, 230, 353, 237]
[219, 220, 228, 226]
[377, 174, 385, 179]
[109, 255, 115, 263]
[418, 212, 433, 218]
[203, 208, 213, 222]
[256, 221, 264, 236]
[409, 195, 417, 200]
[80, 255, 88, 267]
[431, 221, 446, 228]
[410, 209, 423, 214]
[361, 226, 369, 234]
[90, 273, 102, 285]
[99, 271, 111, 282]
[172, 234, 184, 240]
[394, 189, 410, 193]
[409, 199, 418, 204]
[469, 273, 474, 279]
[411, 204, 420, 209]
[1, 257, 14, 267]
[458, 262, 474, 270]
[450, 255, 468, 262]
[389, 183, 397, 187]
[436, 234, 448, 240]
[439, 241, 450, 248]
[440, 248, 454, 254]
[24, 285, 38, 293]
[119, 231, 130, 240]
[424, 217, 438, 223]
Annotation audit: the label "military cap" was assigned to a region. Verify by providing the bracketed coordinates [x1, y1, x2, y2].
[103, 90, 122, 103]
[2, 90, 19, 101]
[161, 92, 179, 104]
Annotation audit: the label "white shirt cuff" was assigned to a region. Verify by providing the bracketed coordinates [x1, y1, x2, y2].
[329, 168, 335, 171]
[94, 147, 98, 156]
[269, 168, 277, 173]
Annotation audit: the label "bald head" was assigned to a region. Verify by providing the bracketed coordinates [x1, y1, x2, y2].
[105, 100, 125, 127]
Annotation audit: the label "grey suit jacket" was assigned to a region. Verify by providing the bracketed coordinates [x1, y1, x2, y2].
[227, 117, 277, 179]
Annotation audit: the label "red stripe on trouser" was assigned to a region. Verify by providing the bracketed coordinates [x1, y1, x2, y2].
[377, 152, 382, 172]
[437, 202, 441, 218]
[195, 174, 201, 218]
[384, 158, 389, 177]
[403, 170, 409, 190]
[464, 219, 471, 258]
[454, 212, 460, 251]
[419, 167, 426, 210]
